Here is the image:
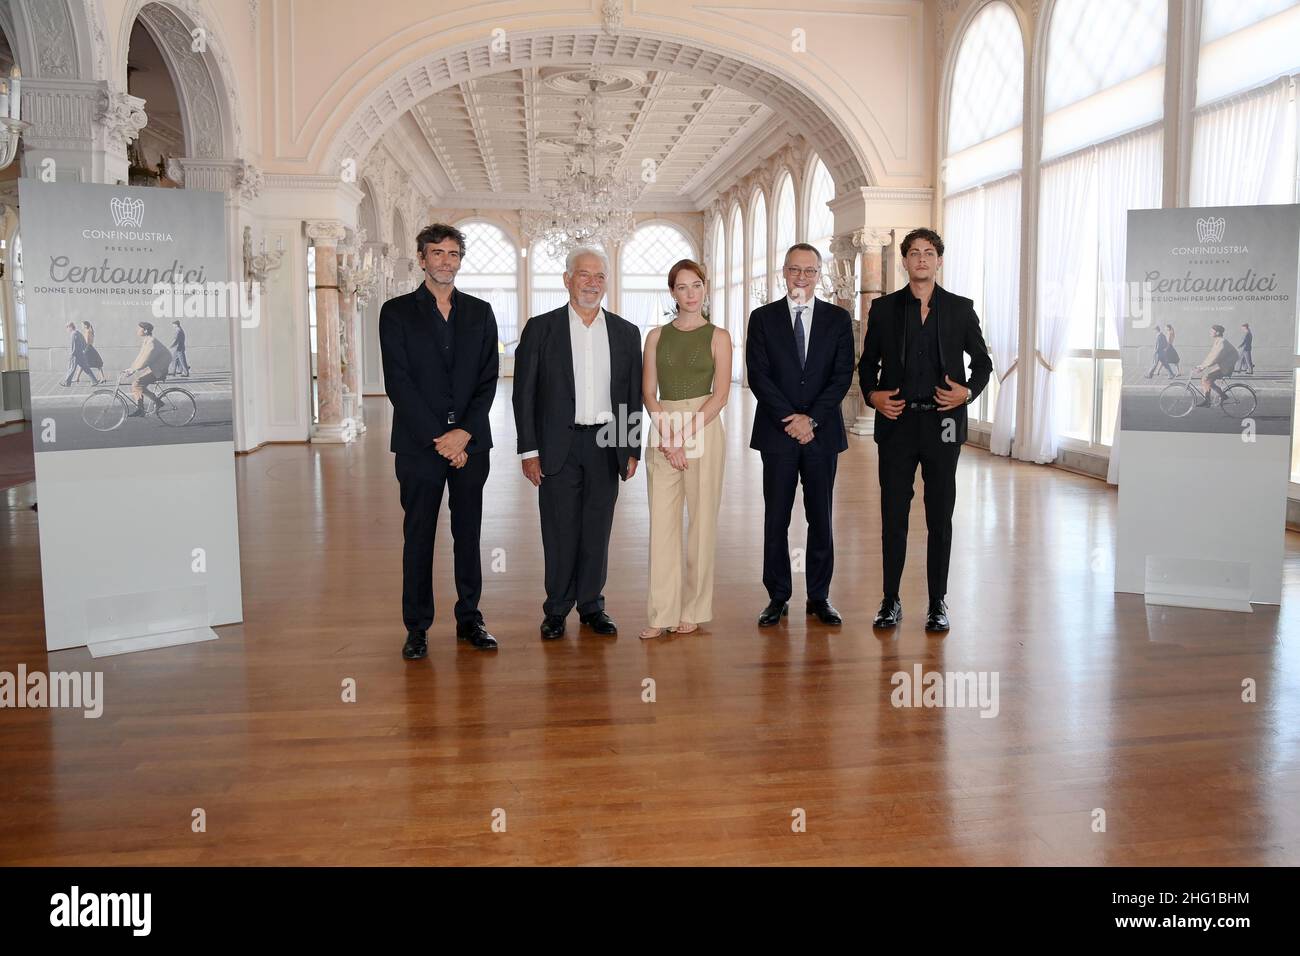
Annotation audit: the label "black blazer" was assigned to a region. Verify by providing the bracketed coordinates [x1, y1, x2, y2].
[858, 284, 993, 446]
[379, 284, 499, 456]
[512, 305, 642, 479]
[745, 297, 854, 455]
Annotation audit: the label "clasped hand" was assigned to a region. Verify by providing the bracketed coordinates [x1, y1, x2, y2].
[782, 413, 814, 444]
[434, 428, 470, 469]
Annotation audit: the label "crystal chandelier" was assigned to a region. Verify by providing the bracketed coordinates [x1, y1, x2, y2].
[521, 79, 639, 259]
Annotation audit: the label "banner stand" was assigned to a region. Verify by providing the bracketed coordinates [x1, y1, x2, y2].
[87, 628, 218, 659]
[1143, 555, 1253, 612]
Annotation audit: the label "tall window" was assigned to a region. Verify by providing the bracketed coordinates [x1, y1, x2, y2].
[805, 157, 835, 301]
[1190, 1, 1300, 477]
[710, 220, 725, 325]
[942, 1, 1023, 440]
[773, 171, 796, 296]
[0, 239, 7, 362]
[619, 223, 694, 338]
[529, 242, 570, 322]
[727, 205, 744, 382]
[749, 191, 768, 309]
[455, 221, 518, 355]
[15, 233, 27, 360]
[1032, 0, 1166, 462]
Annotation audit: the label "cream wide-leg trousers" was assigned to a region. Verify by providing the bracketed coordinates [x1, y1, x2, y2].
[645, 395, 726, 627]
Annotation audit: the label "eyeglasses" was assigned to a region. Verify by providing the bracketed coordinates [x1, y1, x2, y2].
[784, 266, 821, 278]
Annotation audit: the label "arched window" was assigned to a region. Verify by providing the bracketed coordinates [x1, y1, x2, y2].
[942, 0, 1023, 439]
[711, 220, 725, 326]
[1190, 1, 1300, 477]
[1032, 0, 1166, 460]
[727, 205, 744, 383]
[749, 191, 768, 307]
[455, 221, 518, 355]
[773, 172, 796, 296]
[805, 157, 835, 283]
[619, 223, 694, 337]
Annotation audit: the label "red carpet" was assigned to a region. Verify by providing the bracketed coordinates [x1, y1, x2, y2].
[0, 430, 35, 491]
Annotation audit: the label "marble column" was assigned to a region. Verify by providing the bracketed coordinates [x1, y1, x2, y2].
[336, 241, 369, 435]
[306, 220, 350, 443]
[849, 229, 894, 437]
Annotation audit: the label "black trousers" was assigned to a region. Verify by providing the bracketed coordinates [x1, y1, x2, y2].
[538, 428, 619, 617]
[760, 442, 839, 603]
[877, 410, 961, 601]
[395, 449, 489, 632]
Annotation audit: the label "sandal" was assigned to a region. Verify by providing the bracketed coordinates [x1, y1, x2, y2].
[639, 627, 667, 639]
[674, 622, 698, 634]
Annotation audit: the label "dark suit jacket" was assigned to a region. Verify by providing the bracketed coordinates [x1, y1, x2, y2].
[512, 304, 642, 479]
[745, 297, 854, 455]
[858, 284, 993, 446]
[379, 284, 499, 456]
[69, 330, 87, 359]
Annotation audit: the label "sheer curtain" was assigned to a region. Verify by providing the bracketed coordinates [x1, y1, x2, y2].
[1098, 129, 1164, 484]
[1026, 149, 1095, 464]
[983, 176, 1021, 457]
[1190, 78, 1290, 205]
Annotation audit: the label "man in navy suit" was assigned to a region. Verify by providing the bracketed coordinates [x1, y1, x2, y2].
[859, 228, 992, 632]
[746, 243, 855, 628]
[512, 247, 642, 640]
[379, 223, 501, 661]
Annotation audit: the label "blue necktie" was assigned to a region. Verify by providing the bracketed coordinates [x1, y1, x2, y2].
[794, 307, 806, 368]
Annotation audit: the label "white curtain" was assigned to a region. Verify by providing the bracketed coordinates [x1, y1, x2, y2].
[983, 175, 1022, 457]
[1190, 78, 1290, 206]
[1097, 128, 1164, 484]
[460, 284, 516, 353]
[1025, 149, 1096, 464]
[941, 190, 983, 306]
[621, 290, 673, 335]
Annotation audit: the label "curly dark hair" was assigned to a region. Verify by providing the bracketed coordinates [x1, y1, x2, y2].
[900, 228, 945, 258]
[416, 222, 467, 257]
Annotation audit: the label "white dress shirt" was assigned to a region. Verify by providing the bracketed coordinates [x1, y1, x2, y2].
[520, 304, 614, 460]
[786, 295, 814, 358]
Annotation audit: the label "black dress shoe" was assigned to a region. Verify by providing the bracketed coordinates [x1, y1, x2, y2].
[757, 600, 788, 627]
[579, 610, 618, 635]
[873, 597, 902, 628]
[402, 630, 428, 660]
[925, 600, 950, 632]
[806, 599, 843, 625]
[540, 615, 566, 640]
[456, 621, 498, 649]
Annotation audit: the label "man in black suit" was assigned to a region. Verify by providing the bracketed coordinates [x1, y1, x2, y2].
[379, 222, 501, 661]
[512, 246, 642, 640]
[747, 243, 855, 628]
[859, 228, 992, 632]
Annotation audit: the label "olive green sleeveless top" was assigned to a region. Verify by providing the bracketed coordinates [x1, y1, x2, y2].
[656, 321, 716, 400]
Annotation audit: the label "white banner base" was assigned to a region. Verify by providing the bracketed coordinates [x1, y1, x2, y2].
[1143, 554, 1253, 612]
[87, 627, 219, 658]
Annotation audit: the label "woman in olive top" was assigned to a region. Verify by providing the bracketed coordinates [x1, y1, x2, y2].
[640, 259, 732, 639]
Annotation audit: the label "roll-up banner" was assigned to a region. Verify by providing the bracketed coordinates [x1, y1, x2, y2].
[1116, 204, 1300, 610]
[18, 179, 243, 654]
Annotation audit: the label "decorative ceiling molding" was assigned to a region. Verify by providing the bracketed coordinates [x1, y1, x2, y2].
[325, 29, 870, 202]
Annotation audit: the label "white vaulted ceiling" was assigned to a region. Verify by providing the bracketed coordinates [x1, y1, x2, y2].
[399, 66, 775, 212]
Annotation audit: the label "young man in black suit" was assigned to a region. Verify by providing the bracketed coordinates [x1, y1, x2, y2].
[746, 243, 855, 628]
[859, 228, 992, 632]
[512, 247, 642, 640]
[379, 222, 501, 661]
